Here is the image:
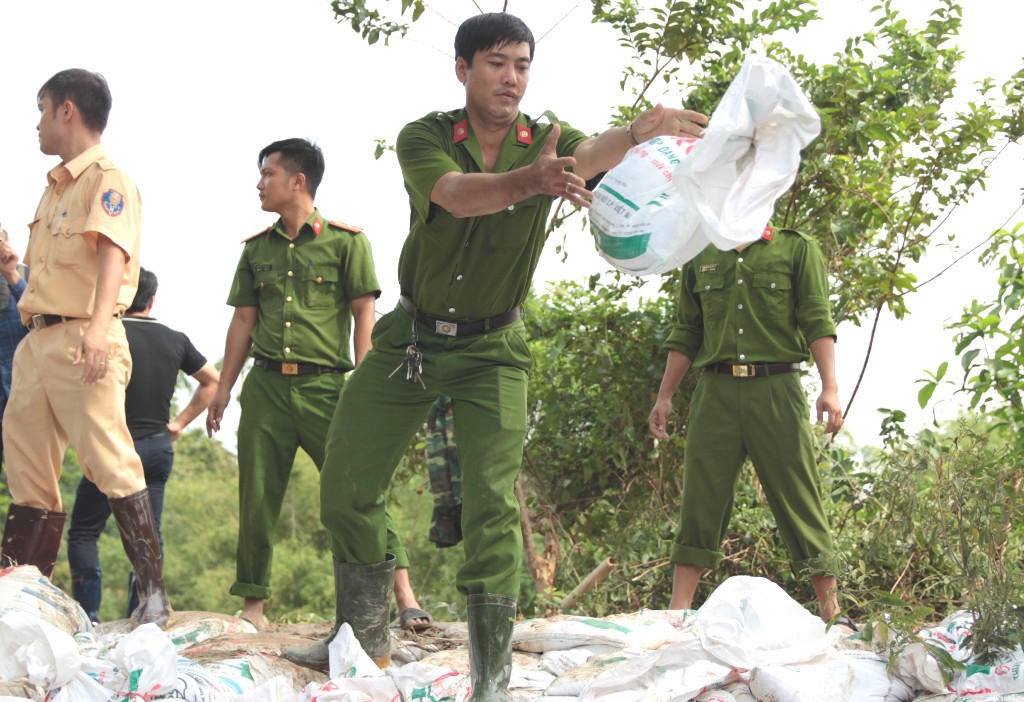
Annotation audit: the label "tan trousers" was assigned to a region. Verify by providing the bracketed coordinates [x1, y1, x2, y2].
[3, 318, 144, 510]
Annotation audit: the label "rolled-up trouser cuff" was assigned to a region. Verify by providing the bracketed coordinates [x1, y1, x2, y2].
[229, 582, 272, 600]
[670, 543, 723, 570]
[792, 552, 840, 579]
[390, 546, 410, 570]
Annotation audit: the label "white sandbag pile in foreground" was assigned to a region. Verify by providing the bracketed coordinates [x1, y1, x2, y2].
[2, 565, 1023, 701]
[749, 650, 916, 701]
[895, 611, 1024, 699]
[0, 563, 91, 635]
[589, 54, 820, 275]
[0, 565, 324, 701]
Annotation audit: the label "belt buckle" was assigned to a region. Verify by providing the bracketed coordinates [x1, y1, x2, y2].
[30, 314, 46, 330]
[281, 362, 299, 375]
[436, 320, 457, 337]
[732, 364, 753, 378]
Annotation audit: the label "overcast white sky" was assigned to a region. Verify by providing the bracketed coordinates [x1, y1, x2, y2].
[0, 0, 1020, 452]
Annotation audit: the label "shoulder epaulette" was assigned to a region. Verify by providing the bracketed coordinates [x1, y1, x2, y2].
[779, 228, 814, 241]
[329, 220, 363, 234]
[96, 158, 117, 172]
[241, 226, 272, 243]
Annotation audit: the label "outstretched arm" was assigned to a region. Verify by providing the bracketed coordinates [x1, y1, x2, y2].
[573, 104, 708, 182]
[430, 123, 592, 216]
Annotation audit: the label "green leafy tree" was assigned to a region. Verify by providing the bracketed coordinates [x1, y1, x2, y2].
[329, 0, 424, 45]
[913, 223, 1024, 657]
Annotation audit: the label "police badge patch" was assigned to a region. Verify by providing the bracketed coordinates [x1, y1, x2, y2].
[101, 189, 125, 217]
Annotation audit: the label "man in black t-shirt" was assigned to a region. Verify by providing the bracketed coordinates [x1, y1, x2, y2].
[67, 269, 219, 622]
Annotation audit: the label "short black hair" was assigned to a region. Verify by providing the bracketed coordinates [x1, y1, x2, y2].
[127, 268, 158, 314]
[454, 13, 535, 66]
[38, 69, 112, 134]
[257, 138, 325, 198]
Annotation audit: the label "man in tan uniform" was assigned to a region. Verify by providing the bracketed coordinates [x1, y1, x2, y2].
[0, 68, 171, 628]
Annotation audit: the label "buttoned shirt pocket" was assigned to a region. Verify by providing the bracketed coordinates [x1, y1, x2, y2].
[50, 211, 91, 268]
[253, 268, 278, 294]
[302, 265, 339, 307]
[485, 197, 542, 252]
[693, 273, 726, 322]
[753, 272, 792, 320]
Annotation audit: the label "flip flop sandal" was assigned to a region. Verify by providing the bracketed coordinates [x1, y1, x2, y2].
[832, 615, 859, 632]
[400, 606, 434, 633]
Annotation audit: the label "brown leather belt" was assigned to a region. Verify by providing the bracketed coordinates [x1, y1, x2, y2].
[254, 358, 345, 376]
[708, 362, 801, 378]
[398, 296, 522, 337]
[29, 313, 122, 330]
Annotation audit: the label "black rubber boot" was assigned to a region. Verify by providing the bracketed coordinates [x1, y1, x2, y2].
[467, 593, 517, 702]
[109, 489, 172, 628]
[282, 554, 396, 670]
[0, 504, 67, 578]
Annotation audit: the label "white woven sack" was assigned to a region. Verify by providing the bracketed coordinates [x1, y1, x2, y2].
[591, 54, 820, 275]
[696, 575, 838, 669]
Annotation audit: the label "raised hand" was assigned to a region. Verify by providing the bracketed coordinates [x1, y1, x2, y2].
[529, 124, 593, 207]
[632, 103, 709, 143]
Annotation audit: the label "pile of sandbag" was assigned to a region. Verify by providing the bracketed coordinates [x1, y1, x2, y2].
[4, 564, 1024, 701]
[0, 565, 324, 701]
[893, 611, 1024, 702]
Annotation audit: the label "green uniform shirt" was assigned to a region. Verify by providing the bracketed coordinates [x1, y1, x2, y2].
[227, 209, 380, 370]
[395, 108, 589, 321]
[664, 229, 836, 366]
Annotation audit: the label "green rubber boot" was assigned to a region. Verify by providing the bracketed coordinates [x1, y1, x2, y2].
[466, 593, 517, 702]
[281, 554, 396, 670]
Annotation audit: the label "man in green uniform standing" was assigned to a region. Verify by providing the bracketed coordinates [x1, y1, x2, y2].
[282, 13, 707, 698]
[207, 138, 427, 632]
[648, 227, 849, 625]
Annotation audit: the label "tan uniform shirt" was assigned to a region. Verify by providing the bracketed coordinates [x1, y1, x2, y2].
[19, 144, 141, 323]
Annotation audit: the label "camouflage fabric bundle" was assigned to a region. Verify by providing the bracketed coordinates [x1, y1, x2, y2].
[426, 396, 462, 548]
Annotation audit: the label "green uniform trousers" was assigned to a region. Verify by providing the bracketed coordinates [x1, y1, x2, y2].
[320, 306, 530, 597]
[232, 366, 409, 600]
[672, 371, 837, 577]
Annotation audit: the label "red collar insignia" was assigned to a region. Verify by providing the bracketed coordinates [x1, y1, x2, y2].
[312, 216, 323, 236]
[453, 120, 468, 144]
[761, 226, 774, 241]
[517, 125, 532, 145]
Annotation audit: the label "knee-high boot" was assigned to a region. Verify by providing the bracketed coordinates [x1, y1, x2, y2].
[109, 489, 171, 627]
[466, 594, 516, 702]
[282, 554, 396, 670]
[0, 504, 67, 578]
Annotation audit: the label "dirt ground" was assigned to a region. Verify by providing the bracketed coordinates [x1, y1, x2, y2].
[258, 620, 334, 638]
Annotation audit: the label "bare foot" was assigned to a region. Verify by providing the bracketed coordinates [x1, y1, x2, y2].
[393, 568, 432, 631]
[240, 597, 267, 631]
